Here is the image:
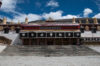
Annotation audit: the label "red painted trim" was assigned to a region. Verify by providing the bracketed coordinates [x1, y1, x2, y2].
[22, 26, 80, 30]
[61, 26, 80, 29]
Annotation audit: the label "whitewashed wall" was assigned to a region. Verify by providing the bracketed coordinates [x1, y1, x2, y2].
[0, 31, 22, 45]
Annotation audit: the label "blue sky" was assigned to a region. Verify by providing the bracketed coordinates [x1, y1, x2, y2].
[0, 0, 100, 22]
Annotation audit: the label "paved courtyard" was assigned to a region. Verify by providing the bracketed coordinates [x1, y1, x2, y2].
[0, 45, 100, 56]
[0, 56, 100, 66]
[0, 45, 100, 66]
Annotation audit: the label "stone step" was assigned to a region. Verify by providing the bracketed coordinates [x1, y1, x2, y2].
[0, 45, 100, 56]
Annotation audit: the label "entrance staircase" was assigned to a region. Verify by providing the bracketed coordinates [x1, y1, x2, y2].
[0, 45, 100, 56]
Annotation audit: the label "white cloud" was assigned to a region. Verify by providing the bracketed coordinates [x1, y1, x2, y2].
[0, 13, 42, 22]
[0, 0, 80, 22]
[0, 0, 42, 22]
[1, 10, 79, 22]
[47, 0, 59, 7]
[12, 13, 42, 22]
[93, 13, 100, 18]
[83, 8, 93, 17]
[4, 10, 79, 22]
[43, 11, 79, 20]
[1, 0, 17, 13]
[94, 0, 100, 10]
[62, 15, 79, 19]
[43, 11, 63, 19]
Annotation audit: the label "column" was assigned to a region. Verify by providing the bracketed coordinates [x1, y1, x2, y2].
[29, 39, 31, 45]
[61, 38, 63, 45]
[45, 38, 47, 45]
[37, 38, 39, 45]
[22, 39, 24, 45]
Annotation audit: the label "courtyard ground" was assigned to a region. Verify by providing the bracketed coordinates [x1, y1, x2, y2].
[0, 45, 100, 66]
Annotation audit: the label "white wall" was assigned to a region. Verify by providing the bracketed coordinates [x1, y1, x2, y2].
[0, 31, 22, 45]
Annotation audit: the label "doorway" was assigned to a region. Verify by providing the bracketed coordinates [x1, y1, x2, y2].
[47, 39, 54, 45]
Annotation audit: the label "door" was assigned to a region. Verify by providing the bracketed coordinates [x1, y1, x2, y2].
[72, 38, 77, 45]
[47, 39, 54, 45]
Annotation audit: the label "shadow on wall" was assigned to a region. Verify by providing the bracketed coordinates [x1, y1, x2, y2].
[12, 35, 22, 45]
[0, 36, 12, 45]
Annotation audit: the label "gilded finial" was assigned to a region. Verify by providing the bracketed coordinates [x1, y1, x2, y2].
[3, 17, 7, 24]
[25, 17, 28, 24]
[93, 18, 98, 24]
[18, 20, 20, 24]
[46, 17, 54, 22]
[86, 18, 89, 24]
[72, 17, 76, 24]
[79, 20, 82, 24]
[10, 20, 14, 24]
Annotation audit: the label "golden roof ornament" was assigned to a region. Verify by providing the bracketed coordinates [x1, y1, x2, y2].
[25, 17, 28, 24]
[3, 17, 7, 24]
[46, 17, 54, 22]
[93, 18, 98, 24]
[72, 17, 76, 24]
[47, 17, 53, 21]
[86, 18, 89, 24]
[10, 20, 14, 24]
[18, 20, 20, 24]
[79, 20, 82, 24]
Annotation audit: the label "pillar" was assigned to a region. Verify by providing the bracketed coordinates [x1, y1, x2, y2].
[61, 38, 63, 45]
[22, 39, 24, 45]
[45, 38, 47, 45]
[29, 39, 31, 45]
[76, 39, 79, 45]
[37, 38, 39, 45]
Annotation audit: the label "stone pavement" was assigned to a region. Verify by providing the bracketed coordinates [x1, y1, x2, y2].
[0, 56, 100, 66]
[0, 45, 100, 66]
[0, 45, 100, 56]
